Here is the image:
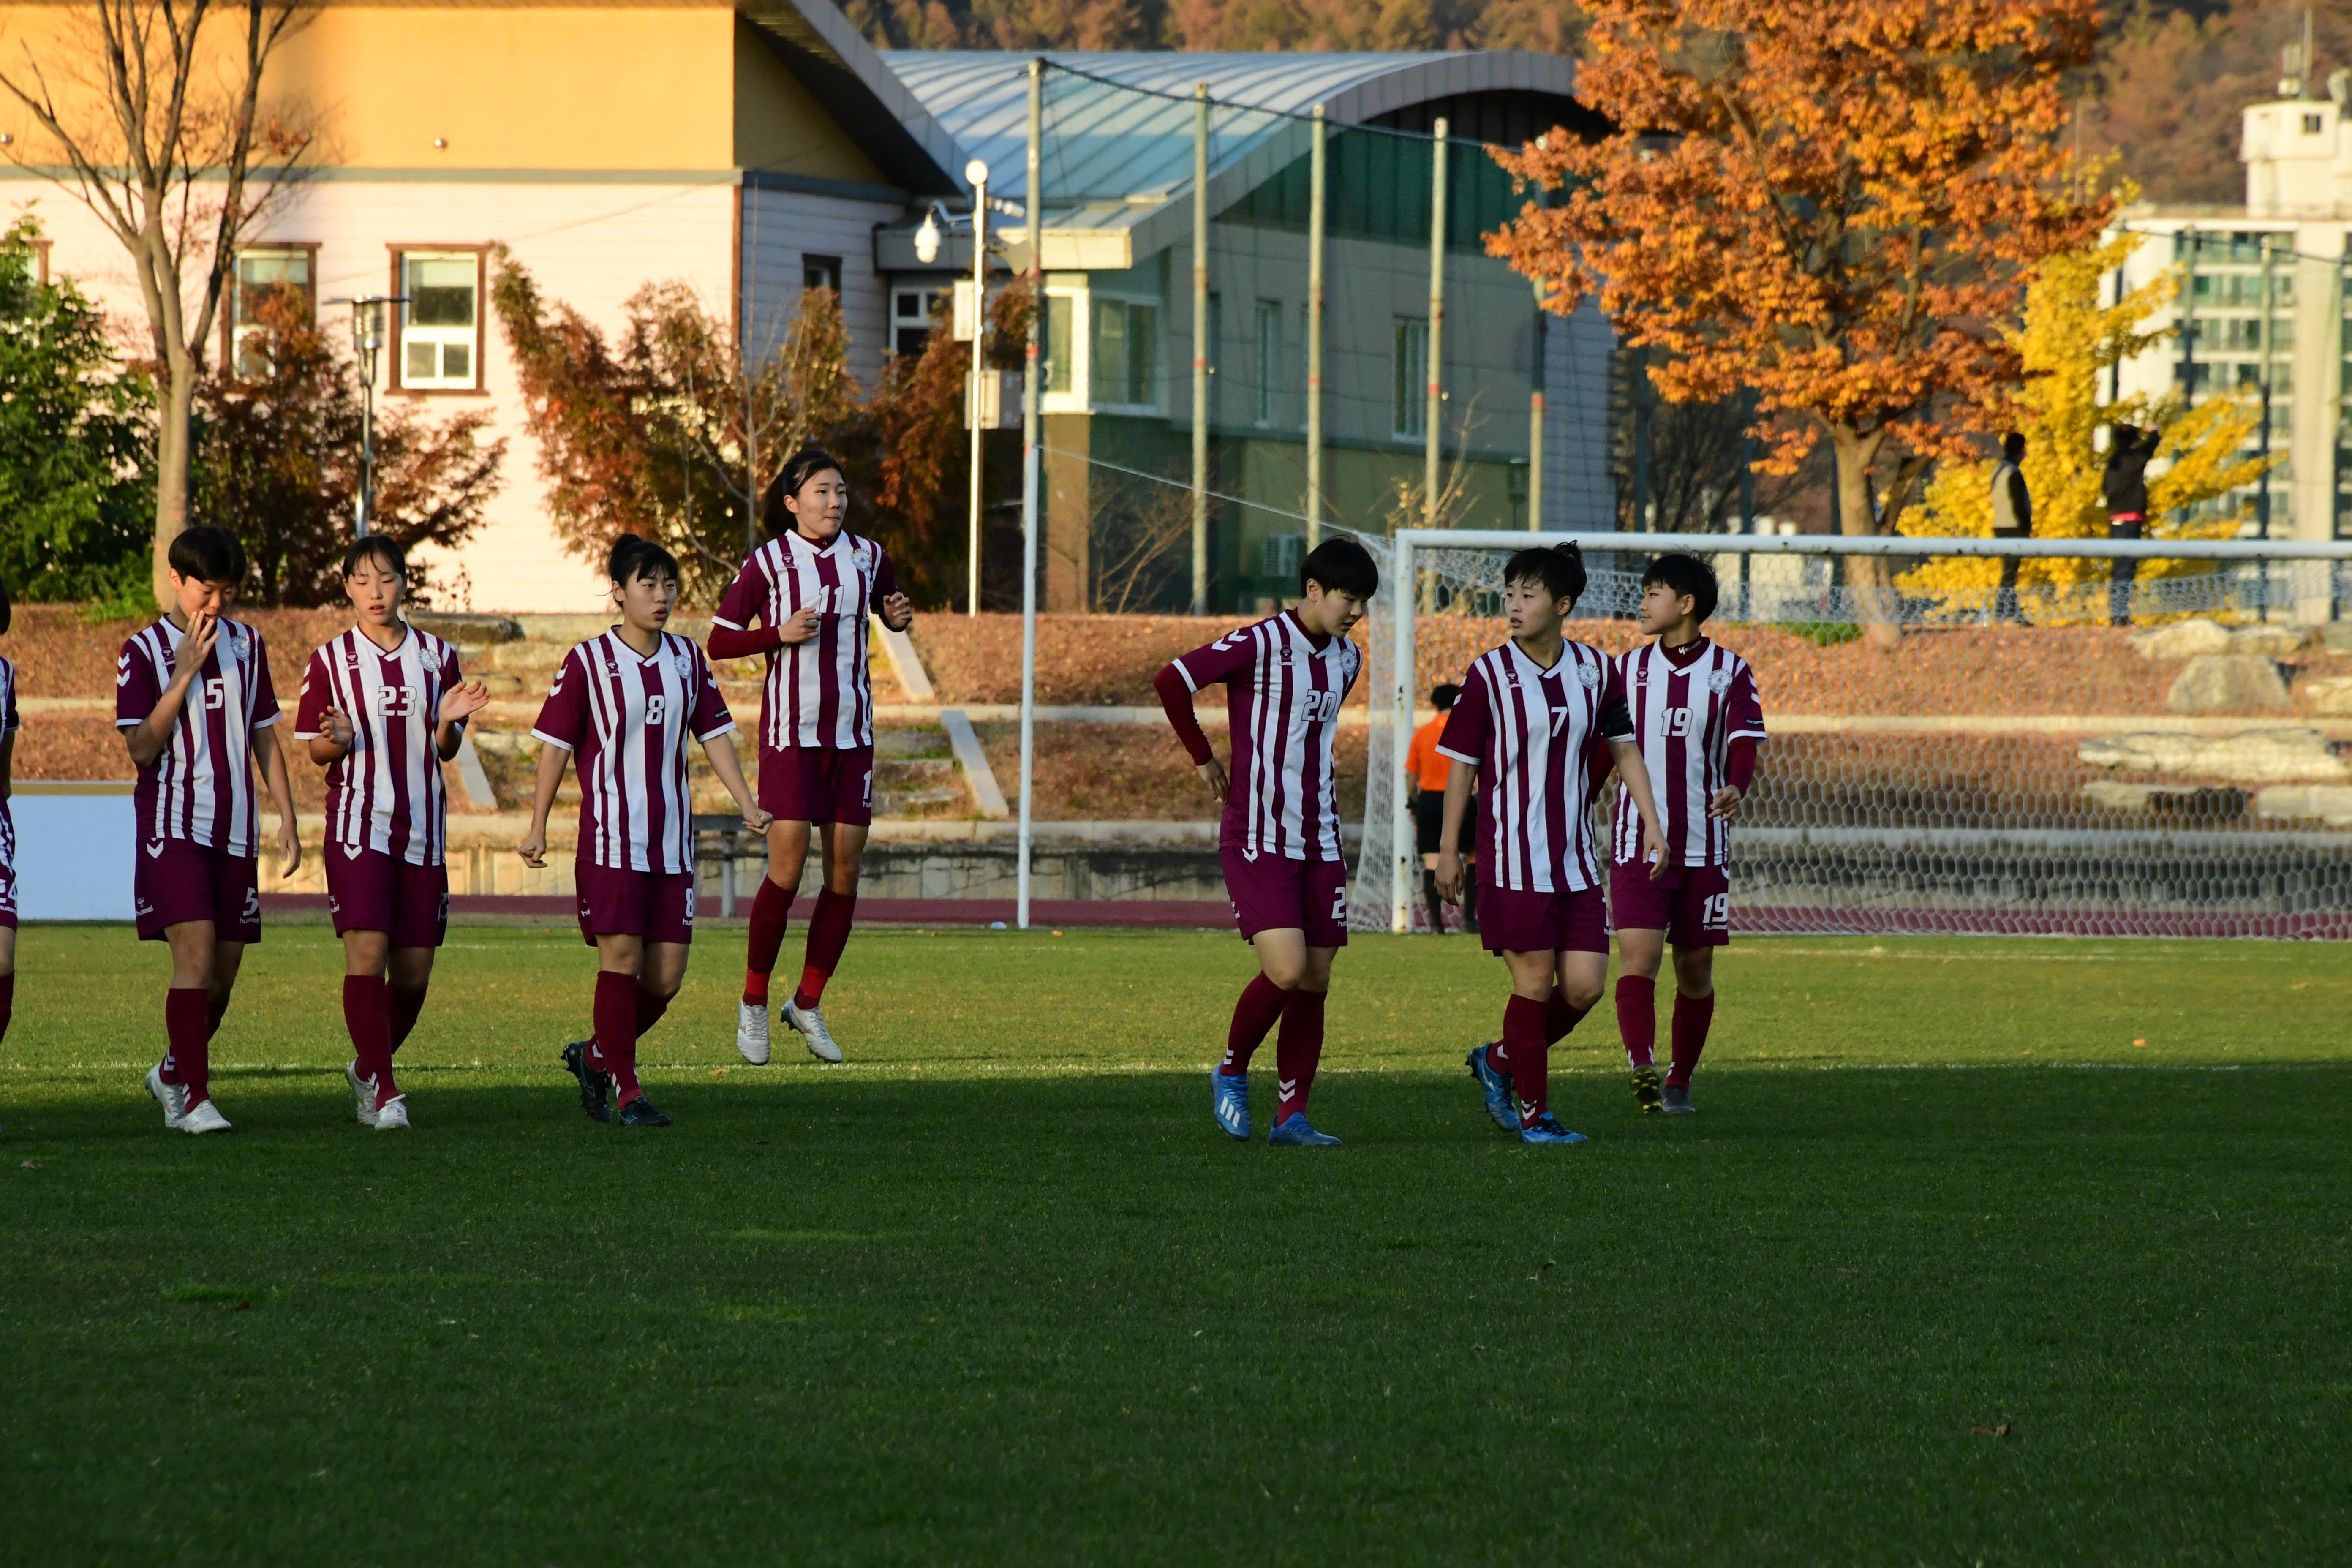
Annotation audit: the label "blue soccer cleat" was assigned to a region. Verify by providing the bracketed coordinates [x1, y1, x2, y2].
[1267, 1112, 1341, 1147]
[1467, 1043, 1517, 1133]
[1211, 1069, 1251, 1140]
[1520, 1114, 1588, 1146]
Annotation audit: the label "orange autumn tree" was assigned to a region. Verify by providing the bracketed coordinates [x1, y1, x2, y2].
[1488, 0, 2112, 645]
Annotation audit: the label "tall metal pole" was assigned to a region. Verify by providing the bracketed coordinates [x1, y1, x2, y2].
[1527, 275, 1545, 531]
[2257, 236, 2276, 540]
[1017, 59, 1043, 931]
[1389, 531, 1417, 932]
[967, 163, 989, 617]
[1191, 83, 1211, 613]
[1423, 117, 1447, 527]
[1305, 103, 1326, 549]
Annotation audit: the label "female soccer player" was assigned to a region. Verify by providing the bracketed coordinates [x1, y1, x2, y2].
[519, 534, 768, 1127]
[1436, 544, 1668, 1145]
[119, 526, 302, 1135]
[0, 577, 17, 1064]
[295, 536, 490, 1131]
[708, 448, 914, 1067]
[1154, 536, 1379, 1148]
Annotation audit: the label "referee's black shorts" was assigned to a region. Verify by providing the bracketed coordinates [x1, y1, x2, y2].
[1413, 792, 1446, 856]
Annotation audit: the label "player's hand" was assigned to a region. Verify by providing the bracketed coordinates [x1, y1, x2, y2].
[322, 705, 355, 750]
[1435, 848, 1464, 905]
[1708, 785, 1743, 821]
[777, 607, 822, 645]
[879, 592, 914, 632]
[1195, 756, 1228, 804]
[180, 609, 220, 679]
[1643, 822, 1669, 882]
[441, 679, 492, 726]
[517, 823, 548, 869]
[741, 805, 773, 836]
[278, 817, 302, 878]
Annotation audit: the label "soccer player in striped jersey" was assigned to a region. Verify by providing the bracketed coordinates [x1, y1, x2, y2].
[0, 577, 17, 1065]
[1609, 554, 1765, 1115]
[295, 536, 490, 1131]
[519, 534, 768, 1127]
[1153, 536, 1377, 1148]
[708, 448, 914, 1068]
[1436, 544, 1668, 1145]
[118, 526, 303, 1136]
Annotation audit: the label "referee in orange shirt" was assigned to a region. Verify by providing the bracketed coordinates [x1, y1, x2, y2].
[1405, 683, 1475, 934]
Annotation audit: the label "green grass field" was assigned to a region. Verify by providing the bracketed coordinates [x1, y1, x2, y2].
[4, 922, 2348, 1565]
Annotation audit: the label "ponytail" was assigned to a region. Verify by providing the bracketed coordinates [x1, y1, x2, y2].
[608, 532, 681, 588]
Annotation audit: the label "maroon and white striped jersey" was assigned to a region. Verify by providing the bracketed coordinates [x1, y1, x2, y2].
[712, 530, 898, 750]
[1611, 639, 1766, 868]
[531, 630, 735, 874]
[1437, 639, 1633, 894]
[0, 654, 17, 876]
[295, 627, 467, 867]
[114, 618, 283, 856]
[1171, 611, 1361, 861]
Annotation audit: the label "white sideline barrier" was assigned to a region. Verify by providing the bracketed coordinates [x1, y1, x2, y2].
[14, 783, 136, 921]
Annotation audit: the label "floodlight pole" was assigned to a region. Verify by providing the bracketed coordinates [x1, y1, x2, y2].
[968, 161, 990, 618]
[1017, 58, 1043, 931]
[343, 295, 405, 536]
[1305, 102, 1326, 549]
[1424, 117, 1447, 528]
[1528, 275, 1545, 531]
[1192, 82, 1211, 614]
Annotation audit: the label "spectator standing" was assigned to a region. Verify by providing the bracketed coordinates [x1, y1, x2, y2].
[2102, 423, 2160, 627]
[1989, 432, 2031, 623]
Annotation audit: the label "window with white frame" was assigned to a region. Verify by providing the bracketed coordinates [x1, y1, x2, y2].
[804, 254, 842, 294]
[397, 252, 480, 389]
[229, 248, 313, 378]
[1092, 296, 1160, 410]
[893, 288, 945, 357]
[1255, 299, 1282, 426]
[1042, 292, 1076, 396]
[1394, 317, 1429, 439]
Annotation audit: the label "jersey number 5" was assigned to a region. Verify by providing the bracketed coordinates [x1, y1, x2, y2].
[201, 678, 226, 712]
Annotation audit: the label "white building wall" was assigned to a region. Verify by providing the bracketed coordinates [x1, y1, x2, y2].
[739, 181, 896, 384]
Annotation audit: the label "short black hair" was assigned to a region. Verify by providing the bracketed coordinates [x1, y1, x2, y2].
[762, 447, 848, 536]
[1431, 682, 1460, 711]
[168, 525, 247, 587]
[609, 532, 681, 587]
[1301, 536, 1377, 600]
[341, 534, 408, 581]
[2001, 432, 2026, 460]
[0, 574, 11, 636]
[1503, 543, 1585, 607]
[1643, 552, 1718, 623]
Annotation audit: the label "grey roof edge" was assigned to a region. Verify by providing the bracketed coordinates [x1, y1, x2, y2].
[739, 0, 966, 196]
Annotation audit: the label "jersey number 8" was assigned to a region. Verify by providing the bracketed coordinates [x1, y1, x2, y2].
[645, 694, 668, 725]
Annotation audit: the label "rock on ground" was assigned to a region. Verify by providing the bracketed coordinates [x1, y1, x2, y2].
[2167, 655, 2290, 713]
[2079, 727, 2347, 783]
[2130, 619, 2233, 659]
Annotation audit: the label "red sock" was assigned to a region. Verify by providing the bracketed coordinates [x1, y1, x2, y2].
[164, 986, 211, 1106]
[636, 984, 671, 1037]
[1616, 975, 1657, 1069]
[1504, 993, 1549, 1127]
[593, 970, 642, 1104]
[1669, 990, 1715, 1087]
[1274, 988, 1326, 1123]
[1221, 974, 1287, 1075]
[793, 887, 856, 1009]
[0, 971, 12, 1048]
[207, 990, 230, 1040]
[744, 876, 794, 1004]
[343, 975, 398, 1107]
[387, 985, 427, 1053]
[1545, 987, 1590, 1045]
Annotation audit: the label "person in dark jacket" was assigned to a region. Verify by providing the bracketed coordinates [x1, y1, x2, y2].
[1989, 432, 2031, 622]
[2102, 423, 2160, 626]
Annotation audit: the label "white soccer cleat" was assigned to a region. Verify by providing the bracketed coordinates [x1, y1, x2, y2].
[735, 1000, 772, 1066]
[146, 1064, 188, 1130]
[373, 1094, 411, 1131]
[782, 998, 843, 1064]
[345, 1060, 380, 1127]
[182, 1099, 233, 1136]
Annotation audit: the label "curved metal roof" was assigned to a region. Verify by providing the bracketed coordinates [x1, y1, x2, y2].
[883, 49, 1581, 207]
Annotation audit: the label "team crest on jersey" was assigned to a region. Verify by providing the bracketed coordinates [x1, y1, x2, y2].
[671, 648, 693, 681]
[1576, 662, 1600, 689]
[1707, 667, 1735, 694]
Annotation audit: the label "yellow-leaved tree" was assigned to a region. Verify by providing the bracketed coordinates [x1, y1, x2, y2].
[1900, 226, 2277, 623]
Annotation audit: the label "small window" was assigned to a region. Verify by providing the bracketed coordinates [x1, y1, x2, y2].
[893, 288, 944, 357]
[1255, 300, 1282, 426]
[1394, 317, 1429, 439]
[2306, 112, 2328, 135]
[397, 251, 480, 390]
[1043, 293, 1074, 394]
[1092, 297, 1159, 408]
[229, 248, 314, 378]
[804, 254, 842, 294]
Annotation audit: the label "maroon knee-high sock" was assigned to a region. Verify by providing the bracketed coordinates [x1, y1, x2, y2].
[1616, 975, 1658, 1069]
[593, 971, 642, 1105]
[207, 990, 231, 1040]
[387, 985, 427, 1053]
[0, 971, 13, 1049]
[635, 984, 671, 1037]
[164, 986, 211, 1106]
[744, 877, 794, 1005]
[793, 888, 856, 1009]
[1545, 986, 1592, 1045]
[1503, 994, 1549, 1127]
[1221, 974, 1286, 1075]
[1273, 988, 1326, 1123]
[343, 976, 398, 1106]
[1669, 990, 1715, 1087]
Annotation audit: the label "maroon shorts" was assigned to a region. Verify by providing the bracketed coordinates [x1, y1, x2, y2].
[574, 858, 697, 947]
[1478, 881, 1607, 956]
[135, 838, 261, 944]
[0, 805, 15, 929]
[1221, 847, 1349, 947]
[1609, 859, 1731, 947]
[760, 744, 874, 826]
[326, 843, 450, 948]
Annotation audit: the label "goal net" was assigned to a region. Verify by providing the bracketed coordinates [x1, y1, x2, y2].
[1349, 532, 2352, 939]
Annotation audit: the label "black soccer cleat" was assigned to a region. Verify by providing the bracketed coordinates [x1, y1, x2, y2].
[617, 1095, 672, 1128]
[1661, 1083, 1696, 1115]
[562, 1039, 611, 1124]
